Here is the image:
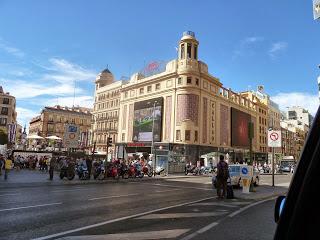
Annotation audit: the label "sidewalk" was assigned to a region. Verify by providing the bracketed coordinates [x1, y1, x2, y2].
[234, 185, 288, 201]
[0, 169, 163, 189]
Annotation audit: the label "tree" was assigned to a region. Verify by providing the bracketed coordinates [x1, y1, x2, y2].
[0, 129, 8, 145]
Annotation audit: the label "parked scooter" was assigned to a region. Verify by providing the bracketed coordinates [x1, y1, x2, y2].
[142, 164, 153, 177]
[105, 162, 120, 180]
[76, 164, 89, 180]
[154, 165, 165, 175]
[60, 165, 75, 180]
[93, 162, 105, 180]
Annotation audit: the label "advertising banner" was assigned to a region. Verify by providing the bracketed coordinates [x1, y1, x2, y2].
[231, 108, 252, 148]
[7, 123, 17, 143]
[64, 124, 80, 148]
[132, 97, 163, 142]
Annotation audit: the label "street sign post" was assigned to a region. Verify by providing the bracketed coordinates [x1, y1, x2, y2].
[268, 130, 282, 187]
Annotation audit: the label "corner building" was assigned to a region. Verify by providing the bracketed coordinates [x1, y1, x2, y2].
[117, 31, 268, 172]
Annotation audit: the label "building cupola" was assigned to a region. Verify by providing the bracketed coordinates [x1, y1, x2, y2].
[178, 31, 199, 61]
[95, 66, 115, 89]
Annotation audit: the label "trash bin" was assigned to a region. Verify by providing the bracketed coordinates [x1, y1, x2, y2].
[242, 178, 250, 193]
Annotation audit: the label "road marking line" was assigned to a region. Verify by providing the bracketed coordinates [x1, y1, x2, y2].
[56, 229, 190, 240]
[136, 211, 227, 219]
[32, 196, 215, 240]
[88, 193, 138, 201]
[150, 183, 212, 191]
[52, 188, 91, 193]
[154, 189, 182, 193]
[180, 222, 219, 240]
[0, 193, 20, 196]
[0, 202, 62, 212]
[189, 202, 239, 208]
[228, 197, 277, 218]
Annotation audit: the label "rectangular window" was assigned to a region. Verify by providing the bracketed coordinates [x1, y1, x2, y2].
[155, 83, 161, 90]
[176, 130, 181, 141]
[147, 85, 152, 92]
[1, 107, 8, 115]
[125, 91, 128, 98]
[195, 131, 198, 142]
[187, 43, 192, 58]
[178, 77, 182, 85]
[181, 44, 185, 59]
[0, 118, 7, 126]
[122, 133, 125, 141]
[195, 78, 199, 86]
[2, 98, 9, 104]
[185, 130, 191, 141]
[139, 88, 144, 94]
[187, 77, 192, 84]
[194, 45, 198, 59]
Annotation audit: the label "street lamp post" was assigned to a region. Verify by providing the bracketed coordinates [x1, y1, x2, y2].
[151, 101, 157, 174]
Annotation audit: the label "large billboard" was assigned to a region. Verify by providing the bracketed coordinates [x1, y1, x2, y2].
[231, 108, 252, 148]
[64, 124, 80, 148]
[132, 97, 163, 142]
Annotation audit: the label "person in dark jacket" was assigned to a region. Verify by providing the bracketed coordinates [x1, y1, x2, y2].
[86, 158, 92, 179]
[216, 155, 229, 199]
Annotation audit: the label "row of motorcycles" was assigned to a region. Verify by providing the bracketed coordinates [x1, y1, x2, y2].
[185, 165, 215, 176]
[60, 161, 162, 181]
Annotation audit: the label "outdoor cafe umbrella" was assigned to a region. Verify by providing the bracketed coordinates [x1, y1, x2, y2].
[45, 136, 62, 140]
[26, 134, 44, 139]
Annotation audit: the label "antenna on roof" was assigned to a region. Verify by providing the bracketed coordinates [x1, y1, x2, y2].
[72, 80, 76, 108]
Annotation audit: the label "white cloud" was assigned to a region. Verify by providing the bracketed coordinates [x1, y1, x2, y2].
[269, 42, 288, 58]
[271, 92, 319, 116]
[42, 58, 97, 83]
[0, 40, 25, 58]
[243, 37, 264, 44]
[44, 96, 94, 109]
[16, 107, 39, 127]
[233, 36, 264, 59]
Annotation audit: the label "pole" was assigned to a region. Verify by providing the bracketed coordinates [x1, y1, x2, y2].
[106, 135, 109, 163]
[272, 146, 275, 187]
[151, 101, 156, 175]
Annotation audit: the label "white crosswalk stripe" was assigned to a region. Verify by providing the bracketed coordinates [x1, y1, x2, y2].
[57, 229, 190, 240]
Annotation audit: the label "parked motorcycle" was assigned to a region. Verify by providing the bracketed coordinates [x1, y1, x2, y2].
[105, 162, 120, 180]
[76, 164, 90, 180]
[118, 163, 129, 179]
[59, 166, 75, 180]
[142, 164, 153, 177]
[93, 162, 105, 180]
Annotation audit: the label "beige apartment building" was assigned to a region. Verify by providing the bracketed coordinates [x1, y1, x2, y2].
[91, 68, 122, 155]
[114, 31, 269, 171]
[0, 86, 17, 134]
[29, 105, 92, 149]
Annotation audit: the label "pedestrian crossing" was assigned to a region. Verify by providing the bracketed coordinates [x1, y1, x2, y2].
[56, 198, 254, 240]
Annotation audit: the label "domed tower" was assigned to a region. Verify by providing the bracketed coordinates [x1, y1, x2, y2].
[178, 31, 199, 61]
[95, 67, 115, 89]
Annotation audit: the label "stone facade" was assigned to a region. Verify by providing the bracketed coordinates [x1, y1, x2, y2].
[0, 86, 17, 134]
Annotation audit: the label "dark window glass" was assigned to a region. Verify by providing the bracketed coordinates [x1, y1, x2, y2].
[187, 77, 192, 84]
[195, 131, 198, 142]
[2, 98, 9, 104]
[185, 130, 191, 141]
[1, 107, 8, 115]
[194, 45, 198, 59]
[181, 44, 185, 59]
[176, 130, 181, 141]
[196, 78, 199, 85]
[187, 43, 192, 58]
[178, 78, 182, 84]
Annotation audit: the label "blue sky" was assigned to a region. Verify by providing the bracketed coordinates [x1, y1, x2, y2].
[0, 0, 319, 128]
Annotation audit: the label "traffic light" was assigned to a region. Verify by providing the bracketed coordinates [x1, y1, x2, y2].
[107, 137, 112, 147]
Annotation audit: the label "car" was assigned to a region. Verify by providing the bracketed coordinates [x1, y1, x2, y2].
[274, 107, 320, 239]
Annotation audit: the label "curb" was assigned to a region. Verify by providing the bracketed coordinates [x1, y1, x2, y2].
[0, 177, 164, 189]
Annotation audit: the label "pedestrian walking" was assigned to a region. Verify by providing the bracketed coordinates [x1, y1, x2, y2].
[49, 156, 56, 180]
[216, 155, 229, 199]
[4, 157, 13, 180]
[0, 154, 4, 176]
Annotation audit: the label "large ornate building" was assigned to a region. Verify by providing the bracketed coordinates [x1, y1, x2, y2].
[111, 31, 269, 172]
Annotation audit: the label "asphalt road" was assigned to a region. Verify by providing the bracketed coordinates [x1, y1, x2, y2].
[0, 172, 289, 240]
